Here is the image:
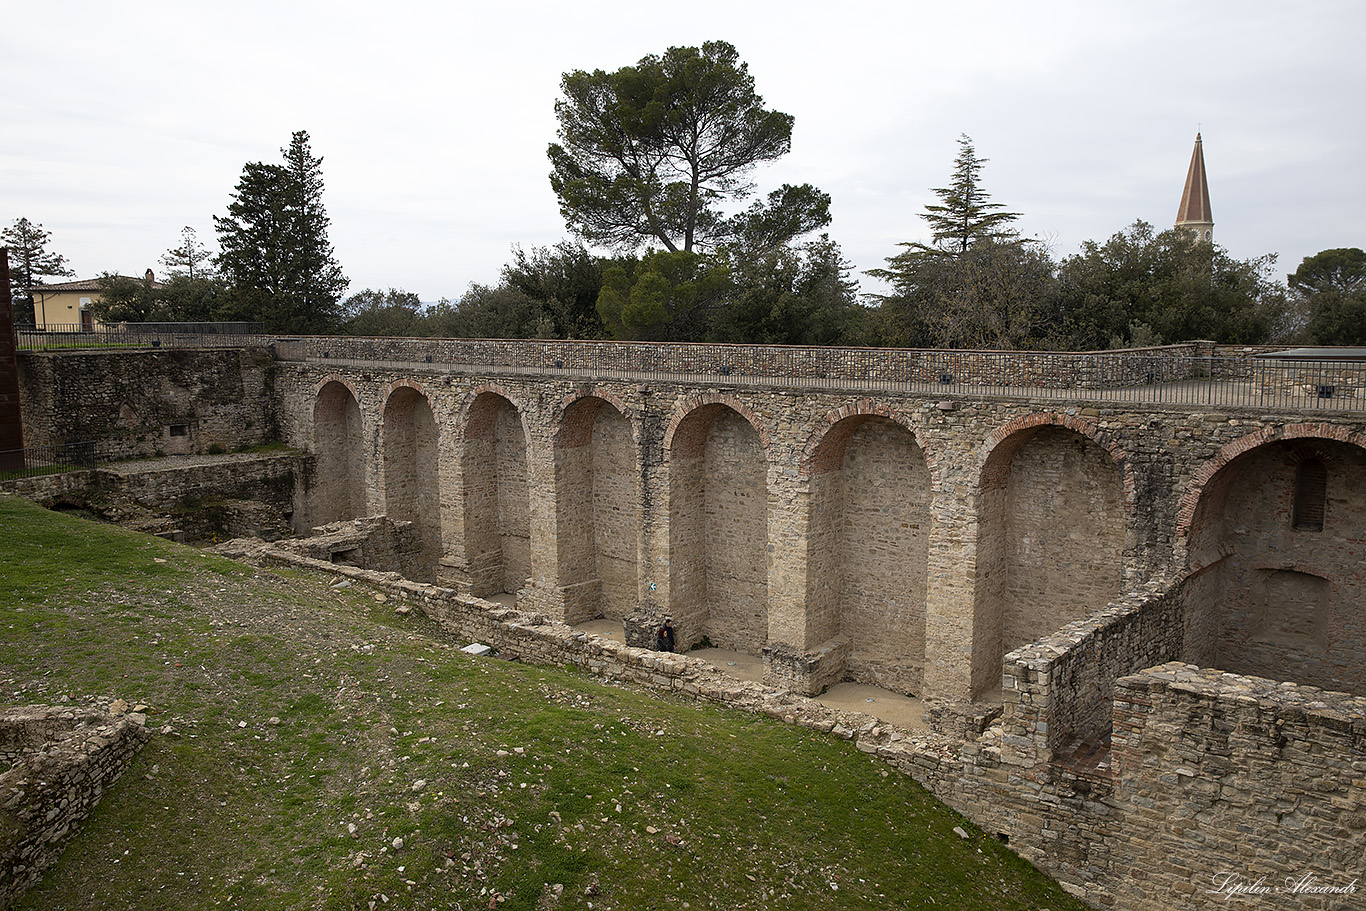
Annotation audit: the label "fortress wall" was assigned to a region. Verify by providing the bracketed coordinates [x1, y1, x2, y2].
[836, 418, 930, 692]
[265, 358, 1366, 705]
[17, 347, 279, 459]
[1109, 665, 1366, 910]
[284, 335, 1215, 389]
[1000, 579, 1186, 765]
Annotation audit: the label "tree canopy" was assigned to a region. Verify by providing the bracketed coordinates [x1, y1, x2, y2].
[1054, 221, 1284, 348]
[2, 217, 73, 322]
[548, 40, 829, 255]
[159, 226, 214, 281]
[1289, 247, 1366, 345]
[214, 131, 348, 332]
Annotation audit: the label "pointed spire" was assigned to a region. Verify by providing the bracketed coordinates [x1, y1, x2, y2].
[1175, 132, 1213, 241]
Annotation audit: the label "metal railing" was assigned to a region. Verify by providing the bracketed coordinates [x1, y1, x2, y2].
[0, 441, 99, 480]
[16, 322, 266, 351]
[276, 336, 1366, 412]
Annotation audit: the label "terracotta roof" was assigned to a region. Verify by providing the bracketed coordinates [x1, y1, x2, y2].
[1175, 132, 1213, 227]
[28, 275, 165, 293]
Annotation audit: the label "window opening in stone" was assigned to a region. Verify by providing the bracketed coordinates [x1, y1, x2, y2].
[1292, 458, 1326, 531]
[169, 424, 189, 437]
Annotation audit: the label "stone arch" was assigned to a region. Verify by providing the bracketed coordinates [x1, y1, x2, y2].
[970, 413, 1127, 699]
[461, 389, 530, 599]
[551, 386, 637, 448]
[382, 384, 441, 581]
[663, 393, 771, 461]
[311, 378, 365, 526]
[802, 404, 932, 693]
[552, 393, 639, 624]
[666, 400, 769, 653]
[800, 400, 936, 481]
[1175, 423, 1366, 547]
[1179, 428, 1366, 695]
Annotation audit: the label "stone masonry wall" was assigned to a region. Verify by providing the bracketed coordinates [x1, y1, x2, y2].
[1109, 665, 1365, 910]
[1, 452, 304, 543]
[17, 348, 279, 459]
[0, 707, 151, 910]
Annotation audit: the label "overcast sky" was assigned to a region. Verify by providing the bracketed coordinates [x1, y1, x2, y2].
[4, 1, 1362, 305]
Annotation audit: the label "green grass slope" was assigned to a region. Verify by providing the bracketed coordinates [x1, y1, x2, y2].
[0, 493, 1083, 911]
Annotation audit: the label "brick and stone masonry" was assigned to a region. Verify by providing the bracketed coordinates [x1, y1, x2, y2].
[12, 339, 1366, 910]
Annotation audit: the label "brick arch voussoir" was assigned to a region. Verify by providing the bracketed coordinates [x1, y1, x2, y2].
[552, 386, 639, 449]
[799, 400, 937, 484]
[460, 384, 526, 442]
[662, 393, 772, 461]
[978, 412, 1135, 506]
[381, 377, 437, 419]
[1174, 423, 1366, 542]
[313, 374, 362, 408]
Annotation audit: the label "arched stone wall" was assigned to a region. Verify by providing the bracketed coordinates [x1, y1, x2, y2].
[1183, 436, 1366, 695]
[667, 402, 768, 653]
[972, 421, 1126, 698]
[553, 395, 638, 624]
[311, 379, 364, 526]
[804, 413, 930, 694]
[462, 390, 530, 598]
[382, 384, 440, 581]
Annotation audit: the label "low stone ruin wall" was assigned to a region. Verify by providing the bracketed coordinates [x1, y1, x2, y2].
[0, 707, 151, 910]
[1, 451, 304, 543]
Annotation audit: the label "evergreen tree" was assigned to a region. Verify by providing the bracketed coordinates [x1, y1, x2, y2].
[2, 217, 74, 324]
[919, 135, 1021, 254]
[159, 226, 215, 280]
[549, 41, 830, 254]
[214, 131, 348, 332]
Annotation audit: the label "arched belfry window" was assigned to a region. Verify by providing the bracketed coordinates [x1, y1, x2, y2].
[1292, 458, 1327, 531]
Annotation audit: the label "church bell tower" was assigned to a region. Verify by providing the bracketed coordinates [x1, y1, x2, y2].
[1175, 132, 1214, 242]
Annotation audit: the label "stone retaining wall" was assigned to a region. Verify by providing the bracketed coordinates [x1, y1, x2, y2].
[1000, 578, 1185, 766]
[0, 707, 150, 910]
[1, 453, 304, 543]
[17, 347, 279, 459]
[1109, 665, 1366, 910]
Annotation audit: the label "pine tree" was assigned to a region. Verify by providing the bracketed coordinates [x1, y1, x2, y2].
[214, 131, 348, 332]
[2, 217, 74, 322]
[920, 134, 1021, 255]
[159, 226, 215, 280]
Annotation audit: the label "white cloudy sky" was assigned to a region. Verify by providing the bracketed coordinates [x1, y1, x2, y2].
[3, 0, 1362, 304]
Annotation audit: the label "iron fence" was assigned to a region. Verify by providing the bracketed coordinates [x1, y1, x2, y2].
[16, 323, 266, 351]
[276, 337, 1366, 412]
[0, 441, 99, 480]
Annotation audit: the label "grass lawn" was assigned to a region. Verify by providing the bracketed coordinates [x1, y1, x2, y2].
[0, 493, 1084, 911]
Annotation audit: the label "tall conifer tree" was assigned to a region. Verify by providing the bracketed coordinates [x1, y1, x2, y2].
[215, 131, 348, 332]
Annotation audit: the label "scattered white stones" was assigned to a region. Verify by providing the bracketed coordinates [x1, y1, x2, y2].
[391, 836, 404, 850]
[953, 826, 970, 839]
[461, 642, 494, 656]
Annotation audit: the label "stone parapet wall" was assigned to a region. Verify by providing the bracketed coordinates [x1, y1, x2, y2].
[281, 336, 1218, 391]
[1001, 577, 1184, 766]
[1109, 664, 1366, 910]
[0, 707, 151, 910]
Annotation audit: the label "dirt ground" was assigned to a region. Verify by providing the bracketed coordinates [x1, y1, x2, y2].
[572, 621, 925, 730]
